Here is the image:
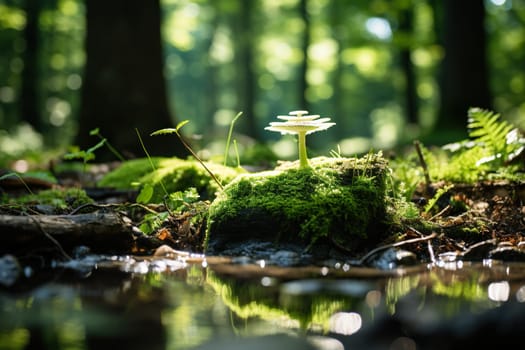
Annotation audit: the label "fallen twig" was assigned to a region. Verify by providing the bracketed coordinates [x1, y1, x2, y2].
[358, 231, 437, 265]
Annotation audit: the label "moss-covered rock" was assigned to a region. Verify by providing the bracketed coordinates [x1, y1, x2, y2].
[205, 154, 391, 256]
[98, 157, 244, 202]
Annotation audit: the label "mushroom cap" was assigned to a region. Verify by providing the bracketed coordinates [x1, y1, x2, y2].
[289, 110, 309, 116]
[277, 114, 320, 121]
[265, 119, 335, 135]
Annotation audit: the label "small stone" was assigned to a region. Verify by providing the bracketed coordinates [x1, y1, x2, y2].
[0, 255, 21, 287]
[366, 248, 418, 269]
[461, 239, 497, 261]
[489, 246, 525, 262]
[269, 250, 300, 266]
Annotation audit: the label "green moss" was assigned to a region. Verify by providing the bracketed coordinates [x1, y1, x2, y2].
[98, 157, 244, 202]
[206, 154, 390, 252]
[13, 188, 94, 213]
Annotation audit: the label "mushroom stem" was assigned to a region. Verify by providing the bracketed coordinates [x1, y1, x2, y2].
[297, 130, 309, 168]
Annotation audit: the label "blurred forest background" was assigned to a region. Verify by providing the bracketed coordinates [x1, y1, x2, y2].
[0, 0, 524, 166]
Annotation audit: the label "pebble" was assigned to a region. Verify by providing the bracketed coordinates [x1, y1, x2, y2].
[0, 255, 21, 287]
[489, 246, 525, 262]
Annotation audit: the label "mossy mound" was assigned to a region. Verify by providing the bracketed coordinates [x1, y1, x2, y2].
[205, 154, 390, 256]
[98, 157, 244, 202]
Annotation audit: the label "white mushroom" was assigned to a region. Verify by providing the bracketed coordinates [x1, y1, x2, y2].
[265, 110, 335, 168]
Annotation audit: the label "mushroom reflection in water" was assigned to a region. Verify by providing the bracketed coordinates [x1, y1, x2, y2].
[265, 110, 335, 169]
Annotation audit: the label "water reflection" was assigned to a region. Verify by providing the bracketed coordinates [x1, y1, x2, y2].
[488, 281, 510, 302]
[2, 258, 525, 349]
[328, 312, 362, 335]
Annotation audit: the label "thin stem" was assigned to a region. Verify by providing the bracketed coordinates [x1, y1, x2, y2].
[224, 111, 243, 167]
[174, 130, 224, 191]
[414, 140, 431, 189]
[136, 128, 168, 196]
[297, 131, 309, 168]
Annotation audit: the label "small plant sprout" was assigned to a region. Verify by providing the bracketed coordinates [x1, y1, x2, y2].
[265, 110, 335, 168]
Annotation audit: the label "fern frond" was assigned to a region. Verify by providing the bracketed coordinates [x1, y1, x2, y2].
[467, 107, 516, 164]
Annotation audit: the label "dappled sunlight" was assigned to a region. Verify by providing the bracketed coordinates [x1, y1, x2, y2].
[0, 123, 43, 157]
[46, 97, 71, 127]
[365, 17, 392, 41]
[370, 105, 404, 148]
[209, 26, 234, 64]
[163, 2, 201, 51]
[341, 47, 391, 77]
[270, 138, 297, 159]
[308, 39, 338, 68]
[489, 0, 512, 9]
[338, 137, 373, 156]
[0, 4, 25, 29]
[0, 0, 523, 159]
[260, 39, 301, 80]
[0, 86, 15, 103]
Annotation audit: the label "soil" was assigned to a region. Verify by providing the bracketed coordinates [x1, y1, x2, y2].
[396, 180, 525, 262]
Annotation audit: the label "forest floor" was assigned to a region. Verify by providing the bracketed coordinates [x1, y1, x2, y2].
[395, 180, 525, 263]
[1, 161, 524, 266]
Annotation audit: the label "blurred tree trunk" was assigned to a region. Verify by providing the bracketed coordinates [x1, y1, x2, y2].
[234, 0, 257, 139]
[20, 0, 41, 131]
[330, 0, 347, 139]
[78, 0, 184, 160]
[298, 0, 310, 111]
[436, 0, 491, 133]
[398, 6, 418, 126]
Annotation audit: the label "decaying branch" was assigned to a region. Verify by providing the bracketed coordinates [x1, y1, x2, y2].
[0, 212, 136, 254]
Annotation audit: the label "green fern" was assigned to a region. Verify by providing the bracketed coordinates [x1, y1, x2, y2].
[467, 107, 518, 166]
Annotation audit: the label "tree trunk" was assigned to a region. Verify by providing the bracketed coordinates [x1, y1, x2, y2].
[298, 0, 310, 112]
[436, 0, 491, 133]
[78, 0, 185, 160]
[398, 6, 418, 126]
[20, 0, 41, 132]
[235, 0, 257, 139]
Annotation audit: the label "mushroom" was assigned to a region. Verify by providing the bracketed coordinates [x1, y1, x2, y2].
[265, 110, 335, 168]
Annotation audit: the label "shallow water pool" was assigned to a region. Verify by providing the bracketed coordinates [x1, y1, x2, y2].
[2, 254, 525, 349]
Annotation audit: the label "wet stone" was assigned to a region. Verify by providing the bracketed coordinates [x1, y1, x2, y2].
[489, 246, 525, 262]
[0, 255, 21, 287]
[365, 248, 418, 269]
[217, 240, 313, 266]
[461, 239, 498, 261]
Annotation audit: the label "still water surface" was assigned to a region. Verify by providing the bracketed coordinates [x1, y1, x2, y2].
[2, 253, 525, 349]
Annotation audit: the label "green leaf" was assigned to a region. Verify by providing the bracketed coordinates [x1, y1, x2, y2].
[86, 138, 106, 154]
[63, 150, 88, 161]
[140, 211, 169, 234]
[89, 128, 100, 136]
[0, 172, 18, 181]
[136, 183, 154, 204]
[150, 128, 178, 136]
[176, 120, 190, 131]
[183, 187, 200, 203]
[23, 171, 57, 184]
[467, 107, 518, 165]
[424, 184, 453, 214]
[150, 121, 189, 137]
